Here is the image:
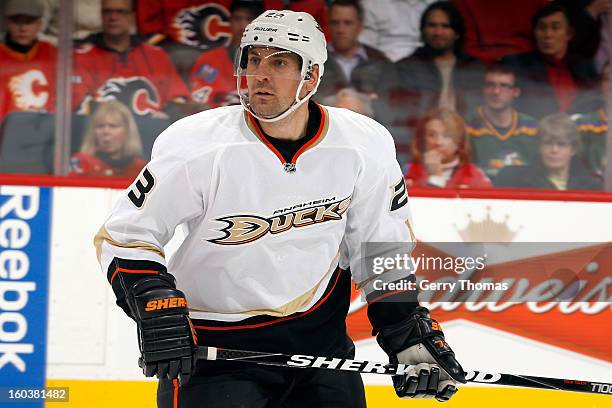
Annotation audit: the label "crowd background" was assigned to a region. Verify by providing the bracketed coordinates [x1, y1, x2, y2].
[0, 0, 610, 192]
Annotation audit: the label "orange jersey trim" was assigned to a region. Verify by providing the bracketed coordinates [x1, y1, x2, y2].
[245, 103, 329, 166]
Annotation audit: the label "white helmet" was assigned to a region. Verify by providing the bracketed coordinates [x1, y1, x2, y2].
[235, 10, 327, 122]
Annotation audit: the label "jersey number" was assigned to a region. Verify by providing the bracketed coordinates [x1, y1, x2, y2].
[128, 168, 155, 208]
[390, 179, 408, 212]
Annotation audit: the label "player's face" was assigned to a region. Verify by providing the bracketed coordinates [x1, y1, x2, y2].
[6, 16, 42, 47]
[539, 135, 575, 171]
[94, 112, 128, 157]
[101, 0, 134, 38]
[230, 9, 256, 46]
[329, 5, 363, 53]
[534, 12, 573, 60]
[424, 119, 458, 163]
[483, 72, 520, 111]
[245, 47, 303, 118]
[422, 10, 458, 53]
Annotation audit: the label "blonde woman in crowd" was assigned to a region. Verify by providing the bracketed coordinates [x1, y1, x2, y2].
[70, 100, 145, 178]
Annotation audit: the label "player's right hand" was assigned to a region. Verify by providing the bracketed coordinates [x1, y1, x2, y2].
[377, 307, 466, 402]
[127, 275, 198, 383]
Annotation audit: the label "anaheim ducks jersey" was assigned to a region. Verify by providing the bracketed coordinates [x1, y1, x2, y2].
[96, 104, 414, 324]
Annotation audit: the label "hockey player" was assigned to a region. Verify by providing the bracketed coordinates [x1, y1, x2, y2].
[95, 10, 465, 407]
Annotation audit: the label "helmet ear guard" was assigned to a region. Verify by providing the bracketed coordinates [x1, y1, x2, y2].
[236, 10, 327, 122]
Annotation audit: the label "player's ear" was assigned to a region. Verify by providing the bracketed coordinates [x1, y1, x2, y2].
[305, 65, 320, 92]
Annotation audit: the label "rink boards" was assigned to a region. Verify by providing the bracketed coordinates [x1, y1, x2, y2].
[0, 185, 610, 407]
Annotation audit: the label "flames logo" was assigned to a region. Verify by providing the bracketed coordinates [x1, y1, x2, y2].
[173, 4, 232, 50]
[95, 77, 162, 117]
[8, 69, 50, 110]
[208, 196, 352, 245]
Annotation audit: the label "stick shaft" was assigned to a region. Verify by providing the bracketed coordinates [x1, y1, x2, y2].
[196, 346, 612, 396]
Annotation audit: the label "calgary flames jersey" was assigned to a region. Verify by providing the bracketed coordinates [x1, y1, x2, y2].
[189, 47, 239, 107]
[96, 104, 413, 323]
[72, 36, 190, 117]
[0, 41, 57, 122]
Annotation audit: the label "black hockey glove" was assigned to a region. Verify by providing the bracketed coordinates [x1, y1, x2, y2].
[377, 307, 466, 402]
[126, 274, 198, 383]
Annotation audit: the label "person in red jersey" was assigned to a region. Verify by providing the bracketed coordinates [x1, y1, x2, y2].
[189, 1, 264, 108]
[70, 100, 145, 178]
[72, 0, 191, 119]
[0, 0, 56, 123]
[406, 108, 492, 188]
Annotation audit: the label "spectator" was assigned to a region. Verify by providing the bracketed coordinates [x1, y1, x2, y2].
[189, 1, 264, 108]
[405, 108, 491, 188]
[574, 61, 609, 177]
[359, 0, 438, 63]
[388, 2, 483, 133]
[0, 0, 56, 123]
[316, 0, 389, 101]
[495, 113, 602, 190]
[70, 100, 146, 178]
[452, 0, 549, 64]
[322, 87, 374, 117]
[72, 0, 191, 119]
[465, 64, 539, 177]
[499, 3, 601, 119]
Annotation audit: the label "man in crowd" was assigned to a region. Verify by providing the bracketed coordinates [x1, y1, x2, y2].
[389, 1, 483, 131]
[465, 65, 539, 178]
[189, 0, 264, 108]
[316, 0, 389, 102]
[72, 0, 191, 119]
[0, 0, 56, 123]
[500, 2, 600, 119]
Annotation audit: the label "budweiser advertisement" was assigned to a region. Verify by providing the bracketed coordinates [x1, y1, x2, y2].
[350, 198, 611, 393]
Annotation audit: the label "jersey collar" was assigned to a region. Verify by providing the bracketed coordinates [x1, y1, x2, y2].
[245, 102, 330, 171]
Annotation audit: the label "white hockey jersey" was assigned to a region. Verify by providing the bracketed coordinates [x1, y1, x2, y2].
[96, 104, 414, 323]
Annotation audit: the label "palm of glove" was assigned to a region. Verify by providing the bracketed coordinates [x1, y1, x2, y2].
[377, 307, 466, 402]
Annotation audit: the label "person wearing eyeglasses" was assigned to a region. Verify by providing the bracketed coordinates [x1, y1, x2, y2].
[71, 0, 191, 120]
[494, 112, 602, 190]
[465, 64, 539, 178]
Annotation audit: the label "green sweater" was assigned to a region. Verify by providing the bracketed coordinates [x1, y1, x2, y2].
[466, 107, 538, 177]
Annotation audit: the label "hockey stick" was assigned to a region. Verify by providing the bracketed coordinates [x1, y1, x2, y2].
[196, 346, 612, 396]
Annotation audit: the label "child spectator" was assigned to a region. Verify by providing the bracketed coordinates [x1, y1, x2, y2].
[0, 0, 56, 123]
[405, 108, 491, 188]
[495, 113, 602, 190]
[70, 100, 145, 178]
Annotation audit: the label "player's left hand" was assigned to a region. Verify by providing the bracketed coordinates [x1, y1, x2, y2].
[377, 307, 466, 402]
